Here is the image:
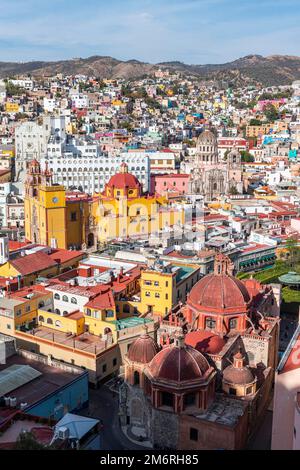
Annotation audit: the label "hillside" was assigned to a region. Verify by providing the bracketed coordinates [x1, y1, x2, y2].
[0, 54, 300, 86]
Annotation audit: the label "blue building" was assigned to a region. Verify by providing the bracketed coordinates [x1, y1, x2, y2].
[0, 350, 89, 420]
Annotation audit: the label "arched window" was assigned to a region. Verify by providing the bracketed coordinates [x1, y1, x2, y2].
[55, 320, 62, 327]
[55, 308, 60, 315]
[71, 297, 77, 304]
[38, 301, 45, 308]
[62, 295, 68, 302]
[63, 311, 68, 316]
[134, 371, 140, 386]
[47, 318, 53, 325]
[38, 315, 44, 322]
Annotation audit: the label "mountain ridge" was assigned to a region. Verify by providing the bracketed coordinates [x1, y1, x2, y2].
[1, 54, 300, 86]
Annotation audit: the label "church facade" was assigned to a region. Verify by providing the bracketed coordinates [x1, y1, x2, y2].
[24, 160, 185, 250]
[181, 130, 243, 200]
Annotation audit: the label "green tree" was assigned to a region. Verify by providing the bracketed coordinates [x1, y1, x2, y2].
[229, 186, 238, 195]
[240, 150, 254, 163]
[14, 432, 48, 450]
[250, 118, 263, 126]
[285, 237, 300, 268]
[6, 81, 24, 96]
[264, 104, 278, 123]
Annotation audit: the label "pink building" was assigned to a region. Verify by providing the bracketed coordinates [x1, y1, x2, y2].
[150, 173, 190, 196]
[272, 322, 300, 449]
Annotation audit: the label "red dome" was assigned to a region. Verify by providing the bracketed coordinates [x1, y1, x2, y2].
[147, 344, 210, 382]
[185, 330, 226, 355]
[188, 273, 250, 313]
[107, 172, 141, 190]
[127, 334, 159, 364]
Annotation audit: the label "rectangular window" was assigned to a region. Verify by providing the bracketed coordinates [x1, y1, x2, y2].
[113, 358, 117, 367]
[190, 428, 198, 442]
[16, 309, 22, 316]
[7, 324, 11, 330]
[154, 281, 159, 286]
[102, 364, 107, 373]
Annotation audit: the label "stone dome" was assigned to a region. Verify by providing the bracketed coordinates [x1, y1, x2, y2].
[147, 342, 210, 383]
[197, 129, 217, 145]
[185, 330, 226, 355]
[223, 365, 255, 385]
[127, 334, 159, 364]
[223, 352, 255, 385]
[188, 273, 250, 314]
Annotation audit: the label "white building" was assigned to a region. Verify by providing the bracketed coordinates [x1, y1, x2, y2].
[0, 80, 6, 103]
[10, 78, 33, 91]
[0, 182, 24, 229]
[41, 147, 150, 194]
[71, 94, 89, 109]
[121, 150, 176, 175]
[43, 97, 59, 113]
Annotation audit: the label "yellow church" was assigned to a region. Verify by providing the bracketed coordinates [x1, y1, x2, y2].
[25, 160, 185, 250]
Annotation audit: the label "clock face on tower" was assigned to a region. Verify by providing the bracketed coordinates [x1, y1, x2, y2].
[52, 197, 58, 203]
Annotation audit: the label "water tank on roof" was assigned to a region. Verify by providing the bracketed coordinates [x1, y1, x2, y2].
[58, 426, 69, 440]
[10, 397, 17, 408]
[4, 397, 10, 406]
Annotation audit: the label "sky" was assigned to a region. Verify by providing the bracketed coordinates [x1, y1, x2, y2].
[0, 0, 300, 64]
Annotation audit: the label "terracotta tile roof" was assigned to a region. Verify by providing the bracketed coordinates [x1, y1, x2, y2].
[85, 290, 115, 310]
[10, 252, 58, 276]
[8, 240, 32, 251]
[48, 249, 84, 264]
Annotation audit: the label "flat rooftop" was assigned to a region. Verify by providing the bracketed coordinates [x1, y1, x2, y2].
[22, 326, 108, 355]
[195, 394, 247, 427]
[80, 256, 136, 272]
[0, 354, 84, 407]
[112, 316, 153, 331]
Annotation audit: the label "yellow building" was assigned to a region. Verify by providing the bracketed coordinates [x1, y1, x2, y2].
[24, 160, 67, 248]
[0, 288, 52, 335]
[140, 263, 200, 317]
[24, 161, 185, 250]
[37, 309, 85, 335]
[5, 102, 19, 113]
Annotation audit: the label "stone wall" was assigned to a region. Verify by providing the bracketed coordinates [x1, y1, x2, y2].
[151, 408, 179, 450]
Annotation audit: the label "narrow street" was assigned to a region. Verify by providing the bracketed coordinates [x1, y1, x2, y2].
[79, 382, 150, 450]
